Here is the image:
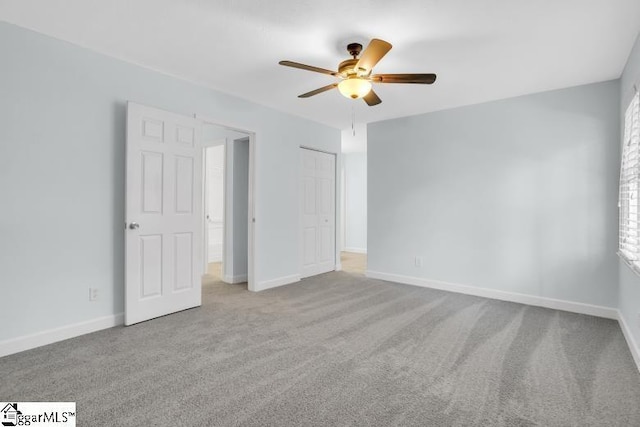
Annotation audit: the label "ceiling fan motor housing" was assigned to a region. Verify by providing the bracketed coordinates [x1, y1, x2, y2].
[338, 59, 359, 77]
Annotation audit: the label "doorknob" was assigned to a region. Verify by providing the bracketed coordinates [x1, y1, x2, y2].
[129, 222, 140, 230]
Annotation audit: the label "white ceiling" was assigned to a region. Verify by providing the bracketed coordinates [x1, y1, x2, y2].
[2, 0, 639, 129]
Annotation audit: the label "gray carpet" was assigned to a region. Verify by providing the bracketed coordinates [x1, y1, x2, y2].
[1, 271, 639, 426]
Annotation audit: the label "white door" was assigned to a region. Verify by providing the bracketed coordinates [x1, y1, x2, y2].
[125, 102, 203, 326]
[301, 148, 336, 278]
[205, 144, 225, 263]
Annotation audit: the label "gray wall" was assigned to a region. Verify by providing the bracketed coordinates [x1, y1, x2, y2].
[0, 23, 339, 342]
[368, 80, 620, 307]
[343, 152, 367, 252]
[619, 32, 640, 352]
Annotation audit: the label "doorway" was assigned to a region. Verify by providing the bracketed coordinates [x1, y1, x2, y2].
[340, 150, 368, 275]
[201, 122, 254, 290]
[204, 143, 225, 281]
[339, 125, 368, 276]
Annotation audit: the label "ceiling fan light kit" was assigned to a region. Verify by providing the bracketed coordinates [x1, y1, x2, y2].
[338, 77, 372, 99]
[279, 38, 436, 106]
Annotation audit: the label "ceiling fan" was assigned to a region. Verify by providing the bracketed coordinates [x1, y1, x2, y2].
[279, 38, 436, 106]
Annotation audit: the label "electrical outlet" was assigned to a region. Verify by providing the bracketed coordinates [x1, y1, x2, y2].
[415, 256, 424, 267]
[89, 288, 99, 301]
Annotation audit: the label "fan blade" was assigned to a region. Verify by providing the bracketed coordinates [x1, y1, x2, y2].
[355, 39, 392, 75]
[279, 60, 338, 76]
[298, 83, 339, 98]
[363, 90, 382, 106]
[371, 73, 437, 84]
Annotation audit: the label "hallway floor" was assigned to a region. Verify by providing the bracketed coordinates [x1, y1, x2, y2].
[341, 251, 366, 275]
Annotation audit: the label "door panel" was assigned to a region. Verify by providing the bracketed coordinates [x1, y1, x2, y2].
[300, 148, 336, 278]
[303, 178, 316, 214]
[175, 156, 194, 214]
[319, 178, 331, 214]
[303, 227, 317, 266]
[140, 235, 162, 298]
[142, 118, 164, 140]
[176, 126, 195, 146]
[319, 225, 332, 263]
[141, 152, 163, 213]
[174, 232, 193, 291]
[207, 224, 223, 262]
[126, 102, 203, 325]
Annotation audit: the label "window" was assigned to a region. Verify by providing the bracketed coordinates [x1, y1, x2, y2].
[619, 91, 640, 269]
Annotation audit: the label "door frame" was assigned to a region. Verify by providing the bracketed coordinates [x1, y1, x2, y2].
[299, 146, 339, 277]
[196, 115, 257, 292]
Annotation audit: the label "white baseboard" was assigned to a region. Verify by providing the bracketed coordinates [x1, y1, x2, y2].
[365, 271, 618, 320]
[343, 247, 367, 254]
[0, 313, 124, 358]
[223, 274, 248, 284]
[254, 274, 301, 292]
[618, 310, 640, 373]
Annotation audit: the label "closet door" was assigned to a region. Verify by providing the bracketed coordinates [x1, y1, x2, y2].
[300, 148, 336, 278]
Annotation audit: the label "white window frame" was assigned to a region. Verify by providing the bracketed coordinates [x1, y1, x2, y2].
[619, 90, 640, 273]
